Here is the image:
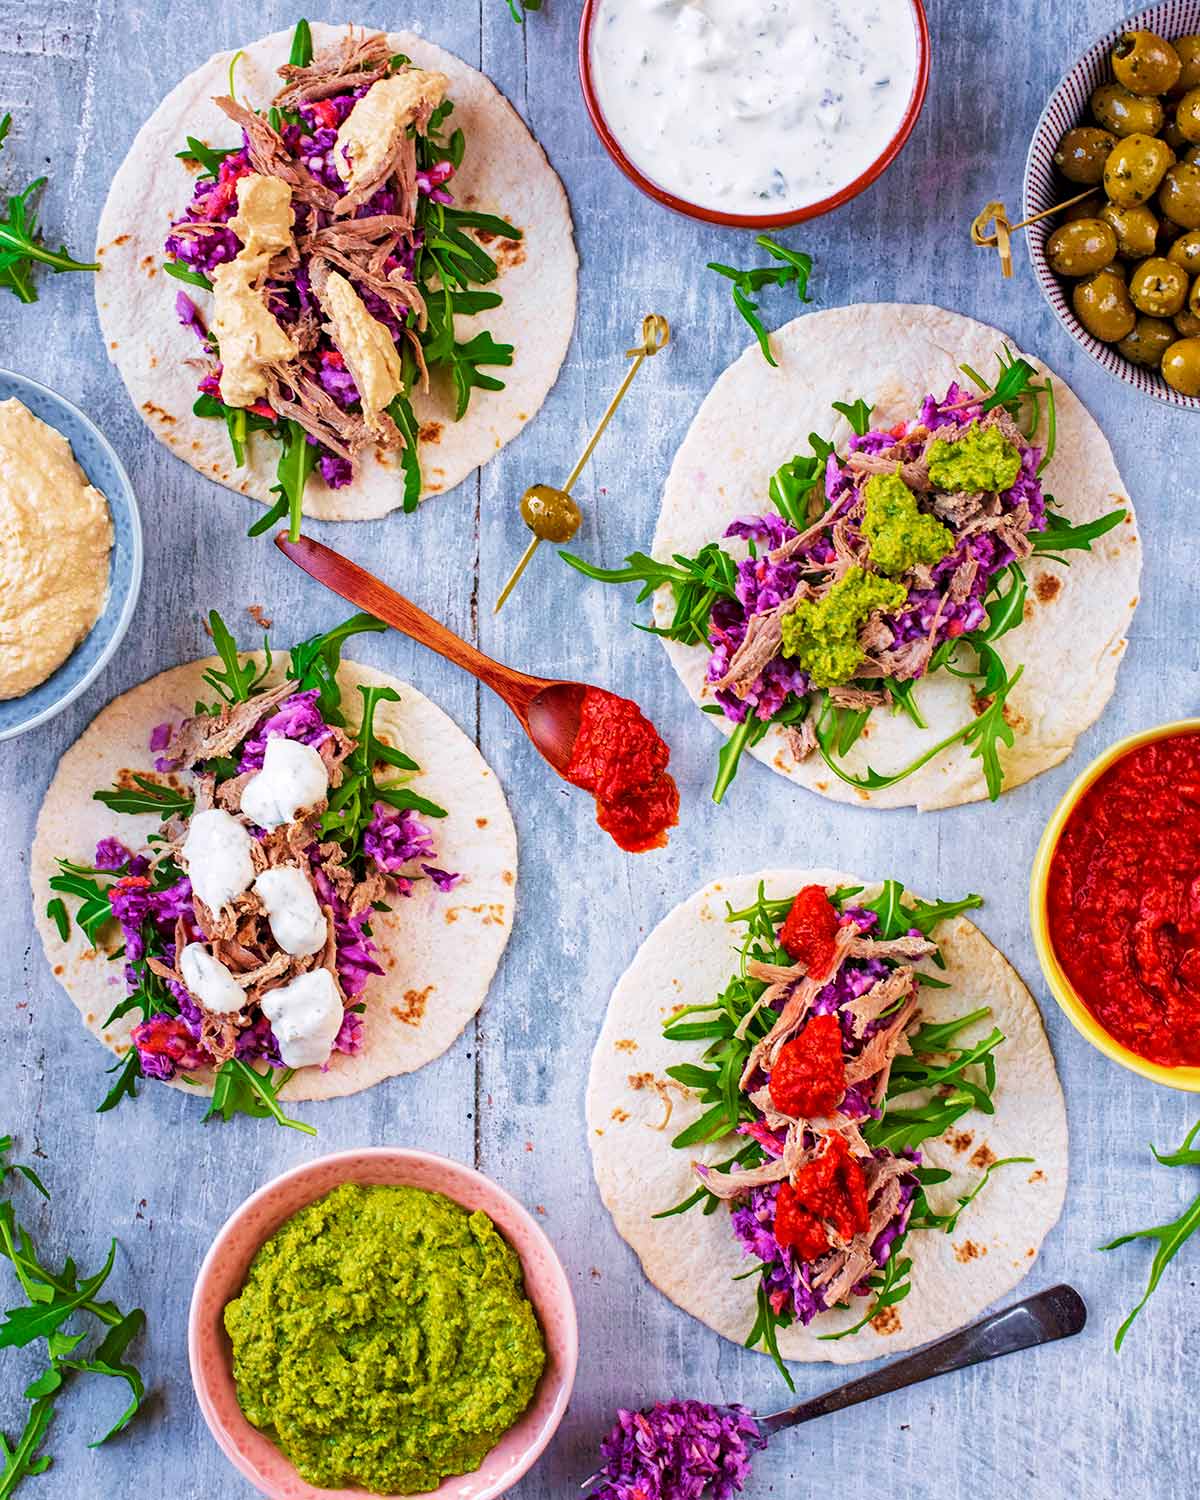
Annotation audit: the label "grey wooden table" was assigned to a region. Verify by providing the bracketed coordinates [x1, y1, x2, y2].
[1, 0, 1197, 1495]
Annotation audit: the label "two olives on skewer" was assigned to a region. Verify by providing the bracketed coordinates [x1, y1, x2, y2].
[1049, 28, 1200, 395]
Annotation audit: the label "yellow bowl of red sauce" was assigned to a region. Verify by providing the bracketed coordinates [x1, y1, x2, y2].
[1030, 720, 1200, 1092]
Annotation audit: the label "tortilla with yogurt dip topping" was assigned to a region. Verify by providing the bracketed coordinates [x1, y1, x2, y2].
[31, 613, 516, 1124]
[0, 398, 113, 700]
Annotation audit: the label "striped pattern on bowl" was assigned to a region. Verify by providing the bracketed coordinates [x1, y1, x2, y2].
[1023, 1, 1200, 411]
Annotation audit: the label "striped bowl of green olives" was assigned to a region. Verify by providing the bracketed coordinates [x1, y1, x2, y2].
[1025, 2, 1200, 409]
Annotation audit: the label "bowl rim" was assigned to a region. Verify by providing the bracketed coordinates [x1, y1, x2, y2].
[1021, 2, 1200, 412]
[0, 368, 144, 741]
[577, 0, 932, 229]
[1029, 718, 1200, 1092]
[187, 1146, 580, 1500]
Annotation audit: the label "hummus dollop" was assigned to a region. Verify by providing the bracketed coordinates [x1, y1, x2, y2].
[211, 172, 298, 409]
[0, 398, 113, 700]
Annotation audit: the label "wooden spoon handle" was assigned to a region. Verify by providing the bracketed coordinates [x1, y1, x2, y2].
[276, 533, 547, 716]
[760, 1284, 1086, 1434]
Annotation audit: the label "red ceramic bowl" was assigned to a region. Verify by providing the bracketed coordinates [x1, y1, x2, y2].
[189, 1148, 578, 1500]
[1024, 1, 1200, 412]
[578, 0, 931, 229]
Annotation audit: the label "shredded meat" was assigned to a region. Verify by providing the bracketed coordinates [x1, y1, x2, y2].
[265, 367, 398, 463]
[844, 997, 919, 1104]
[947, 556, 979, 603]
[710, 583, 812, 697]
[845, 448, 932, 493]
[693, 1154, 789, 1200]
[168, 681, 293, 769]
[826, 684, 887, 712]
[858, 611, 895, 654]
[739, 924, 860, 1087]
[932, 490, 985, 527]
[844, 966, 917, 1038]
[213, 97, 337, 210]
[816, 1237, 874, 1306]
[784, 717, 817, 764]
[868, 1174, 903, 1239]
[273, 29, 393, 105]
[848, 934, 936, 962]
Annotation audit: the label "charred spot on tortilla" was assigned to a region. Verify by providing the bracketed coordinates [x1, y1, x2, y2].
[871, 1306, 902, 1336]
[1034, 573, 1062, 603]
[969, 1143, 997, 1170]
[954, 1240, 987, 1263]
[946, 1129, 974, 1153]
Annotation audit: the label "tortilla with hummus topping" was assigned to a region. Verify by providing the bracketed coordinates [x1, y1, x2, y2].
[565, 304, 1141, 810]
[94, 21, 577, 521]
[30, 613, 516, 1123]
[587, 869, 1067, 1367]
[0, 397, 112, 700]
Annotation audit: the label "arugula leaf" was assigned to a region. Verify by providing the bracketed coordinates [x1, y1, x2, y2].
[561, 543, 738, 649]
[93, 776, 193, 819]
[0, 115, 99, 304]
[173, 135, 236, 180]
[961, 345, 1057, 468]
[162, 259, 213, 291]
[505, 0, 542, 18]
[820, 1252, 913, 1341]
[288, 613, 388, 724]
[59, 1308, 146, 1445]
[768, 433, 835, 530]
[707, 235, 814, 366]
[0, 1393, 55, 1498]
[203, 1059, 315, 1135]
[96, 1053, 141, 1115]
[832, 398, 873, 436]
[201, 609, 271, 705]
[448, 331, 514, 421]
[1101, 1117, 1200, 1351]
[288, 17, 313, 66]
[44, 900, 69, 943]
[273, 419, 318, 543]
[908, 1156, 1032, 1235]
[47, 869, 113, 947]
[1032, 507, 1126, 556]
[386, 390, 422, 513]
[745, 1276, 795, 1389]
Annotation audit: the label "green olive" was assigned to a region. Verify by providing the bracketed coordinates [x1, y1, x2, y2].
[1072, 268, 1137, 341]
[1116, 315, 1177, 366]
[1167, 228, 1200, 272]
[1165, 114, 1190, 153]
[1060, 192, 1106, 222]
[1054, 126, 1117, 184]
[1092, 82, 1165, 137]
[1161, 335, 1200, 393]
[519, 483, 582, 543]
[1175, 306, 1200, 336]
[1105, 134, 1176, 205]
[1129, 257, 1190, 315]
[1172, 36, 1200, 95]
[1112, 30, 1183, 95]
[1100, 201, 1159, 256]
[1191, 275, 1200, 316]
[1160, 162, 1200, 226]
[1177, 87, 1200, 142]
[1046, 217, 1118, 275]
[1188, 144, 1200, 165]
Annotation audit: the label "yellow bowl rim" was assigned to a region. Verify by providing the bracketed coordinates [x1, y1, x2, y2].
[1029, 718, 1200, 1093]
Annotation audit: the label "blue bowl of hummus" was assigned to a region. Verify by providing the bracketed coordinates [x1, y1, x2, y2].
[0, 369, 142, 741]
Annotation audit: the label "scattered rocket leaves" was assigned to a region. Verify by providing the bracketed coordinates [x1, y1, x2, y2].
[0, 115, 99, 304]
[706, 236, 813, 366]
[1102, 1117, 1200, 1352]
[0, 1136, 147, 1497]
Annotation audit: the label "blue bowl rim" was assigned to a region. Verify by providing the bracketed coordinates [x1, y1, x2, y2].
[0, 369, 144, 741]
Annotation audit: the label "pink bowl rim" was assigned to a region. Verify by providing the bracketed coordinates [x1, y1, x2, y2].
[1022, 0, 1200, 412]
[188, 1147, 579, 1500]
[578, 0, 932, 229]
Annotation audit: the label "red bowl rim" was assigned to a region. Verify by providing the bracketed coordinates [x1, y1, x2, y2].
[578, 0, 931, 229]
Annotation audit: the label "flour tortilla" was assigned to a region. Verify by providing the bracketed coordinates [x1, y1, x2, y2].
[653, 304, 1142, 809]
[94, 22, 577, 519]
[30, 657, 517, 1101]
[586, 869, 1067, 1365]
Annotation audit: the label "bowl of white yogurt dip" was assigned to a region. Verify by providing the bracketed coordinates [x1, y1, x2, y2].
[580, 0, 930, 227]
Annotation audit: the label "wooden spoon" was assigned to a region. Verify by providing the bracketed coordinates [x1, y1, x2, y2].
[275, 532, 586, 773]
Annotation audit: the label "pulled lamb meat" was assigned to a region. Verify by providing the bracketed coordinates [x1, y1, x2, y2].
[273, 29, 393, 106]
[214, 97, 338, 211]
[168, 681, 294, 769]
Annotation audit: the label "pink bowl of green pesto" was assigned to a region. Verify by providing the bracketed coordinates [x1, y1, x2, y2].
[580, 0, 931, 227]
[189, 1148, 578, 1499]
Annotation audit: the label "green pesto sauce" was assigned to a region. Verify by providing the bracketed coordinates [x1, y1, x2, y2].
[780, 566, 907, 687]
[861, 472, 954, 576]
[224, 1184, 546, 1495]
[926, 423, 1022, 494]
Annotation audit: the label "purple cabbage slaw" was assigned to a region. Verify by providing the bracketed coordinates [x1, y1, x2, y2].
[590, 1401, 765, 1500]
[706, 384, 1047, 724]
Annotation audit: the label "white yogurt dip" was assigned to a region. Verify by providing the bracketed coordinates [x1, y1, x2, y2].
[588, 0, 920, 217]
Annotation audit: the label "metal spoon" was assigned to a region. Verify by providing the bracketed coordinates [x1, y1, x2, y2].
[758, 1282, 1085, 1435]
[275, 531, 587, 772]
[583, 1285, 1085, 1490]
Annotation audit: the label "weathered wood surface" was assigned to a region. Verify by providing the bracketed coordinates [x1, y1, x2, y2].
[0, 0, 1196, 1494]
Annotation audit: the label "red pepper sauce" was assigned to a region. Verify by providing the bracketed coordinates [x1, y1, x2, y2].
[564, 687, 679, 853]
[1047, 732, 1200, 1067]
[774, 1134, 870, 1263]
[768, 1014, 846, 1118]
[779, 885, 841, 978]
